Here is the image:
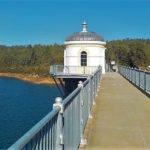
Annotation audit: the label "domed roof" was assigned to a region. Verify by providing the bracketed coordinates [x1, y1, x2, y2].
[65, 22, 104, 42]
[65, 32, 104, 42]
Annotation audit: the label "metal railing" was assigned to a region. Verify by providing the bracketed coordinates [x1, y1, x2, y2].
[50, 65, 99, 76]
[119, 66, 150, 95]
[8, 67, 102, 150]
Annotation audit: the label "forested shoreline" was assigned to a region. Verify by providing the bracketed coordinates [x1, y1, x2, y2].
[0, 44, 64, 75]
[106, 39, 150, 69]
[0, 39, 149, 76]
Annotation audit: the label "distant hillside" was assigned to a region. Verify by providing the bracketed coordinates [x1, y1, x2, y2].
[0, 44, 64, 75]
[0, 39, 149, 75]
[106, 39, 150, 68]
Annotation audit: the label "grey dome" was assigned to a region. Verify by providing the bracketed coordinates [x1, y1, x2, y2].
[65, 32, 104, 42]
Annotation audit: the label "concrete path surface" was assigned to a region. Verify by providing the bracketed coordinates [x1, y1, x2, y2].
[83, 73, 150, 150]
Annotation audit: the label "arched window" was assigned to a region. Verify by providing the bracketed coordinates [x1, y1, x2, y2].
[81, 51, 87, 66]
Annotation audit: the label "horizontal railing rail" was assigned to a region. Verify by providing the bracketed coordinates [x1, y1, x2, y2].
[8, 66, 102, 150]
[50, 65, 99, 76]
[118, 66, 150, 95]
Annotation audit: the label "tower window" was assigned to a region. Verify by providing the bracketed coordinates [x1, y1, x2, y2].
[81, 51, 87, 66]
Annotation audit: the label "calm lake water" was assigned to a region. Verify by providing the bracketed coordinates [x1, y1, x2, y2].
[0, 77, 60, 149]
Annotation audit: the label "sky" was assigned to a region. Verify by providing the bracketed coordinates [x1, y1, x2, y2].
[0, 0, 150, 46]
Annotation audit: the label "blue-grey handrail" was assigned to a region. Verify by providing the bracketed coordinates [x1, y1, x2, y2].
[7, 108, 60, 150]
[63, 87, 81, 106]
[8, 66, 102, 150]
[119, 66, 150, 95]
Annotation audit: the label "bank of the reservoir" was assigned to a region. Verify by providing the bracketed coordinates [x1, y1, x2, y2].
[0, 73, 55, 84]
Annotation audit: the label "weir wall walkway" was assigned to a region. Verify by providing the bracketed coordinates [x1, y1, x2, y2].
[82, 73, 150, 150]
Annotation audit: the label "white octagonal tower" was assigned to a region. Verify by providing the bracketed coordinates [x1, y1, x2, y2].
[64, 22, 106, 74]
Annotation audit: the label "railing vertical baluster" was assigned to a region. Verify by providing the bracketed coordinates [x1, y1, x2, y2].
[41, 128, 44, 150]
[119, 66, 150, 95]
[129, 67, 130, 81]
[144, 72, 146, 93]
[135, 69, 136, 85]
[45, 125, 48, 150]
[78, 81, 87, 146]
[34, 134, 38, 150]
[43, 127, 45, 150]
[131, 68, 132, 82]
[92, 76, 94, 105]
[88, 77, 92, 119]
[53, 97, 63, 150]
[39, 130, 42, 150]
[93, 74, 96, 105]
[139, 71, 140, 88]
[37, 133, 40, 150]
[49, 123, 51, 150]
[95, 73, 97, 95]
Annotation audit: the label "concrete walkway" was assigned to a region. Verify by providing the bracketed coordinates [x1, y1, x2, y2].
[84, 73, 150, 150]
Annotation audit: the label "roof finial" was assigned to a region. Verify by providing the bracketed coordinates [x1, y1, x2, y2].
[82, 21, 87, 32]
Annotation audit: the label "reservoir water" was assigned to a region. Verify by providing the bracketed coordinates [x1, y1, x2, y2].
[0, 77, 60, 149]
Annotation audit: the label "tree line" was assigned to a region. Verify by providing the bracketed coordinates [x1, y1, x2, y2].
[106, 39, 150, 69]
[0, 44, 64, 75]
[0, 39, 149, 75]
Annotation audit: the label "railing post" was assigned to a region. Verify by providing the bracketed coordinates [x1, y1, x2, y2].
[144, 71, 147, 92]
[130, 68, 131, 81]
[93, 74, 96, 105]
[96, 72, 99, 92]
[96, 72, 98, 95]
[53, 97, 64, 150]
[88, 77, 93, 119]
[78, 81, 87, 146]
[95, 73, 98, 97]
[135, 69, 136, 85]
[139, 70, 140, 88]
[132, 68, 134, 83]
[98, 70, 101, 91]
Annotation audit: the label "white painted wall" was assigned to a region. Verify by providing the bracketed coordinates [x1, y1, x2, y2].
[64, 41, 106, 74]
